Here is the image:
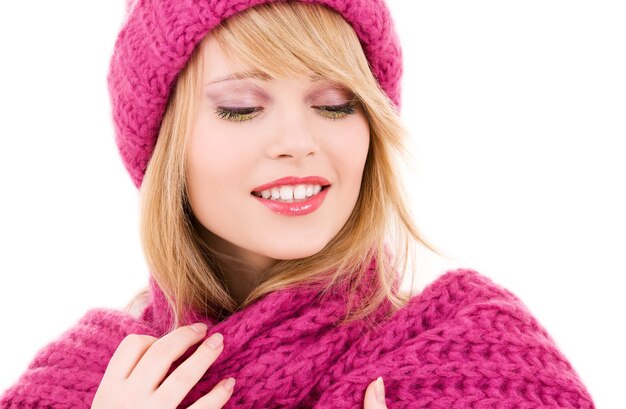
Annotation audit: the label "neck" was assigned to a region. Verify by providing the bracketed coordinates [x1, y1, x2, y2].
[211, 249, 263, 305]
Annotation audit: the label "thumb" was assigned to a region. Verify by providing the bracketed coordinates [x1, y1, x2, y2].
[364, 376, 387, 408]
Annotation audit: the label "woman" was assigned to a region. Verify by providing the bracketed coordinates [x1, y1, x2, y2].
[0, 0, 595, 408]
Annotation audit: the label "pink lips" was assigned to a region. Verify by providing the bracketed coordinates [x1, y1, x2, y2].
[250, 175, 331, 216]
[252, 186, 330, 216]
[251, 176, 331, 193]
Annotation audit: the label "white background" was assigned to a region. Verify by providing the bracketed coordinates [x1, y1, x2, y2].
[0, 1, 623, 407]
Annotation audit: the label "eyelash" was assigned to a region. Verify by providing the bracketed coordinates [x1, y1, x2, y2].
[214, 101, 358, 123]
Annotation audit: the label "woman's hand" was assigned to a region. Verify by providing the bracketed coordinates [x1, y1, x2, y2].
[364, 376, 388, 408]
[92, 323, 234, 409]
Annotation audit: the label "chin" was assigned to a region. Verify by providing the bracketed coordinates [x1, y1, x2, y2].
[264, 240, 329, 260]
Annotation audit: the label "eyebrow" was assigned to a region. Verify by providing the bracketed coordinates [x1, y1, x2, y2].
[205, 70, 324, 86]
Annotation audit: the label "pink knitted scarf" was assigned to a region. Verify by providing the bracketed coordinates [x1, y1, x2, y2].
[0, 264, 595, 408]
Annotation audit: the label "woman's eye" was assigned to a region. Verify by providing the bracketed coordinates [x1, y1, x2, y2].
[214, 106, 262, 122]
[314, 101, 357, 121]
[214, 101, 358, 123]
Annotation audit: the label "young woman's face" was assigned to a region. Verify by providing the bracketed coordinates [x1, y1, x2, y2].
[186, 33, 370, 272]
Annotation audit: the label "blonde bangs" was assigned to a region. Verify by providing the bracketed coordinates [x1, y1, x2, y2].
[211, 2, 375, 98]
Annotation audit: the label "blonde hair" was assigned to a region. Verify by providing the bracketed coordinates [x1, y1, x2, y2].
[127, 1, 446, 332]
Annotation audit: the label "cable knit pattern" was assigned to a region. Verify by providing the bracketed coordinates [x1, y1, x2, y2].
[0, 266, 595, 408]
[107, 0, 403, 189]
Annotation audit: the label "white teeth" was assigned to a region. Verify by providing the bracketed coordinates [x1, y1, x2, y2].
[256, 184, 326, 202]
[293, 185, 306, 200]
[270, 188, 280, 199]
[279, 186, 294, 201]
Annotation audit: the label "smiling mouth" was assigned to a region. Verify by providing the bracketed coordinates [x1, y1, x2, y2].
[250, 185, 330, 203]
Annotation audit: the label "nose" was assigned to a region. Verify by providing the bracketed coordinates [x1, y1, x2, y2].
[265, 105, 318, 161]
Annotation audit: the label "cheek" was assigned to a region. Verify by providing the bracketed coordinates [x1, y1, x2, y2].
[186, 126, 256, 209]
[188, 120, 256, 176]
[331, 116, 370, 178]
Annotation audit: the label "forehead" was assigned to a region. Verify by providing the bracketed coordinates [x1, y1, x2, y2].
[206, 71, 325, 86]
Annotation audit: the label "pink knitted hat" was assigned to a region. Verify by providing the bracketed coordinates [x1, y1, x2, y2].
[107, 0, 403, 189]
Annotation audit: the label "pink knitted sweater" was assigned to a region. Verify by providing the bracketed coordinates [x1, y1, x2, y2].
[0, 266, 595, 408]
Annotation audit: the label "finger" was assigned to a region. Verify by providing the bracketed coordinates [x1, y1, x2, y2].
[153, 332, 225, 407]
[186, 377, 236, 409]
[364, 377, 387, 409]
[128, 323, 208, 391]
[107, 334, 158, 380]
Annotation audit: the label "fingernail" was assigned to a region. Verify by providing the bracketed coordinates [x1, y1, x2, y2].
[205, 332, 224, 349]
[190, 323, 207, 333]
[223, 377, 236, 392]
[375, 376, 385, 403]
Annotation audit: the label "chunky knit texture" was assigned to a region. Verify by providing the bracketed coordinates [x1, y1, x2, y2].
[0, 266, 595, 408]
[107, 0, 403, 189]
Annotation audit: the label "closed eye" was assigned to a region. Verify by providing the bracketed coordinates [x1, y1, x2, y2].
[313, 101, 357, 121]
[214, 101, 358, 123]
